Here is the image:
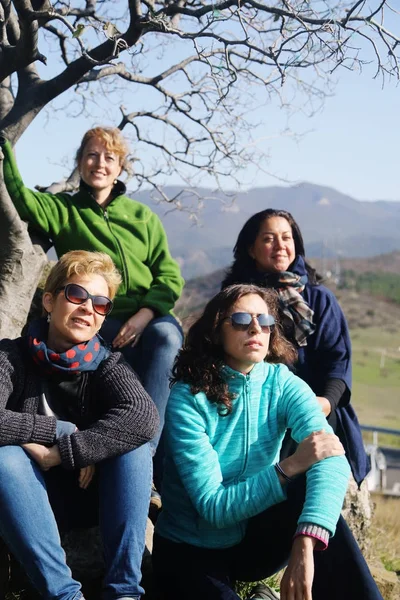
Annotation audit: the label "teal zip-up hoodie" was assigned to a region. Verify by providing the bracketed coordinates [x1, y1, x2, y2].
[156, 361, 350, 549]
[2, 140, 184, 321]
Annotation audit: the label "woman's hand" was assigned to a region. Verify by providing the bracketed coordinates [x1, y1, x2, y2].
[79, 465, 95, 489]
[280, 536, 316, 600]
[112, 307, 155, 349]
[22, 443, 62, 471]
[280, 430, 345, 479]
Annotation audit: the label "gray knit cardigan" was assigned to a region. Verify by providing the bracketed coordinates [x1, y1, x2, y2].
[0, 337, 159, 470]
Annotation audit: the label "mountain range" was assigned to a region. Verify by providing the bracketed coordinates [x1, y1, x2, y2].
[134, 182, 400, 280]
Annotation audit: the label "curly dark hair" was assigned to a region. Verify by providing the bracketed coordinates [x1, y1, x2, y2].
[222, 208, 321, 287]
[171, 284, 297, 415]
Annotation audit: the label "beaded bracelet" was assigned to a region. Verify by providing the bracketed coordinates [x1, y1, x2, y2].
[274, 462, 294, 483]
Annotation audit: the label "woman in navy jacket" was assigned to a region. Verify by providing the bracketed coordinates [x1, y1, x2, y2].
[222, 209, 369, 485]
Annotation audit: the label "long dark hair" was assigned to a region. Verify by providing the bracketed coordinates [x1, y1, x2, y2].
[222, 209, 320, 287]
[171, 284, 297, 414]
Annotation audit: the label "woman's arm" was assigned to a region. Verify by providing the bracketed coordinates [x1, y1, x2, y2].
[111, 213, 184, 348]
[0, 342, 57, 447]
[139, 213, 184, 316]
[22, 443, 95, 488]
[305, 286, 352, 409]
[1, 139, 70, 238]
[56, 353, 159, 469]
[280, 536, 316, 600]
[316, 379, 346, 416]
[112, 307, 155, 349]
[280, 369, 351, 535]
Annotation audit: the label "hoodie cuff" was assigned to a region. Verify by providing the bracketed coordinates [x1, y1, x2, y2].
[294, 522, 330, 551]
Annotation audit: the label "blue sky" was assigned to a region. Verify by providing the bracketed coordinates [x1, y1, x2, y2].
[15, 13, 400, 203]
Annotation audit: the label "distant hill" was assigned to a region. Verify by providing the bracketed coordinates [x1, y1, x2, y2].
[134, 182, 400, 280]
[175, 251, 400, 332]
[335, 250, 400, 275]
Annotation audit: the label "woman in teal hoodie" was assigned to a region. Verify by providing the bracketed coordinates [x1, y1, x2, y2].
[153, 284, 383, 600]
[1, 127, 184, 491]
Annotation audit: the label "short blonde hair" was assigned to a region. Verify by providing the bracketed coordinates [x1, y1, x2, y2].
[44, 251, 122, 301]
[76, 127, 130, 175]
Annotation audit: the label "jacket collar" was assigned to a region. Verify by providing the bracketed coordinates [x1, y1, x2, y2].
[221, 360, 269, 392]
[78, 178, 126, 202]
[291, 254, 307, 277]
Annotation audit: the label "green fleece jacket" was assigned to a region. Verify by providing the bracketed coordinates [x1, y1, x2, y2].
[2, 140, 184, 321]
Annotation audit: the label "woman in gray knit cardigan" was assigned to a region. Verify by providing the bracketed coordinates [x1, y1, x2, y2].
[0, 250, 159, 600]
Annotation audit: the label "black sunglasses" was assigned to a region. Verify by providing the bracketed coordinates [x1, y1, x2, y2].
[223, 312, 275, 332]
[57, 283, 113, 316]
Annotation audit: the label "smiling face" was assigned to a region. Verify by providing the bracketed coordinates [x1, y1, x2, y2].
[43, 273, 109, 352]
[220, 293, 271, 373]
[78, 137, 122, 198]
[249, 216, 296, 273]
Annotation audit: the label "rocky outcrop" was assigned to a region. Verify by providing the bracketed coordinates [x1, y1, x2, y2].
[62, 519, 156, 599]
[368, 562, 400, 600]
[341, 479, 400, 600]
[341, 477, 373, 557]
[1, 520, 158, 600]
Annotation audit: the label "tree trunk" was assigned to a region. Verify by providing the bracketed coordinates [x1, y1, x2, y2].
[0, 238, 47, 339]
[0, 78, 48, 339]
[0, 183, 47, 339]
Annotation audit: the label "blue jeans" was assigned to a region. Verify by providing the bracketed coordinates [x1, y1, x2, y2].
[0, 443, 152, 600]
[100, 315, 183, 489]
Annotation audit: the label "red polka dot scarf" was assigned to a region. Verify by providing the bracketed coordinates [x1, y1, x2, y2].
[26, 318, 109, 374]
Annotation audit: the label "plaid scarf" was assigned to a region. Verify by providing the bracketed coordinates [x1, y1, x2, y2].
[245, 256, 315, 347]
[269, 270, 315, 347]
[26, 318, 109, 374]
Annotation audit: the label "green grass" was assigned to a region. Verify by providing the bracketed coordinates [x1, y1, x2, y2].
[351, 327, 400, 351]
[340, 270, 400, 305]
[351, 327, 400, 448]
[235, 575, 281, 599]
[352, 353, 400, 388]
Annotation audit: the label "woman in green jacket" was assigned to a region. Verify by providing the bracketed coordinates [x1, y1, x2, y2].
[1, 127, 184, 490]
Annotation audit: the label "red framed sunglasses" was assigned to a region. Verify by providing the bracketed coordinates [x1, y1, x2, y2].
[57, 283, 113, 316]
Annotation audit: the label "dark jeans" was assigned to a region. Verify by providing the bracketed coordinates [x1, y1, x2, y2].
[100, 315, 183, 490]
[153, 478, 383, 600]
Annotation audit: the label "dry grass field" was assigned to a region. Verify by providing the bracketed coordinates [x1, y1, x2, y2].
[235, 494, 400, 600]
[370, 495, 400, 574]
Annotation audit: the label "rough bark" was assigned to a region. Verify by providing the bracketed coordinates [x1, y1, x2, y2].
[0, 177, 47, 339]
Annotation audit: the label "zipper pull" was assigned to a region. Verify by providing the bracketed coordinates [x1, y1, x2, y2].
[104, 209, 108, 220]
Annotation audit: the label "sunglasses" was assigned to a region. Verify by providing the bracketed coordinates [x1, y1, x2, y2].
[57, 283, 113, 316]
[223, 312, 275, 332]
